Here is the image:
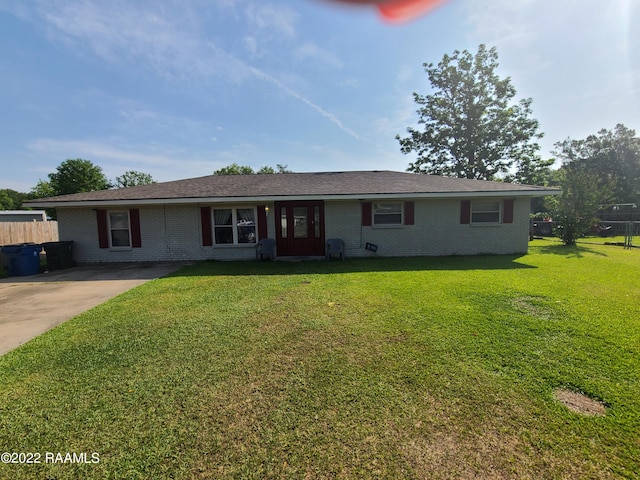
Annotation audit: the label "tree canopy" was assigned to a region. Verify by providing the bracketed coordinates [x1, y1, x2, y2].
[29, 180, 56, 200]
[0, 189, 30, 210]
[397, 44, 545, 183]
[553, 124, 640, 205]
[42, 159, 111, 196]
[115, 170, 155, 188]
[214, 163, 292, 175]
[0, 190, 14, 210]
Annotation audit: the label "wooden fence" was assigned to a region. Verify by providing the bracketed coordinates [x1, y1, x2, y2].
[0, 221, 59, 269]
[0, 221, 59, 247]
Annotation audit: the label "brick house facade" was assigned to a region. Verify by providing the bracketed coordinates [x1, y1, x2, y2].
[28, 171, 558, 263]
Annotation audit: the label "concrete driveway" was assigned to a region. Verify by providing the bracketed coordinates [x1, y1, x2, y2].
[0, 263, 186, 356]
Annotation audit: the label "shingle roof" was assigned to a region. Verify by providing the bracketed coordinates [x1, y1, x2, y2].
[26, 170, 559, 207]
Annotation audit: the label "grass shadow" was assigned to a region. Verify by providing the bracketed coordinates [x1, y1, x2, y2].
[169, 254, 537, 278]
[531, 243, 608, 258]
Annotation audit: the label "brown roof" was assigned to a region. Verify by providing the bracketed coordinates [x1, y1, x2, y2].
[26, 170, 559, 207]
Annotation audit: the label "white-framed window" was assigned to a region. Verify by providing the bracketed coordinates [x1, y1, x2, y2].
[373, 202, 403, 226]
[471, 200, 501, 224]
[212, 207, 257, 245]
[108, 211, 131, 247]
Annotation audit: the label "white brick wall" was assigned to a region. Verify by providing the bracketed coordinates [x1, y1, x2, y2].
[325, 198, 530, 258]
[57, 205, 261, 264]
[57, 198, 530, 264]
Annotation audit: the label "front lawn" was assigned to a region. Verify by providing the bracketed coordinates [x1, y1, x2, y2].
[1, 241, 638, 479]
[578, 235, 637, 246]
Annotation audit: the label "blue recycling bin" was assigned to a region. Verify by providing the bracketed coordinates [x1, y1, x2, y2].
[1, 243, 42, 276]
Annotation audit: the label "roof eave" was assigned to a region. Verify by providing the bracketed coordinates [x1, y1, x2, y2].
[25, 189, 561, 208]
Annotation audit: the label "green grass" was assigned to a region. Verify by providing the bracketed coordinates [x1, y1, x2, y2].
[1, 241, 639, 479]
[577, 235, 638, 246]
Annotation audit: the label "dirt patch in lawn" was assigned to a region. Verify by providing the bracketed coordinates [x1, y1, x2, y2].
[553, 388, 606, 416]
[512, 295, 554, 320]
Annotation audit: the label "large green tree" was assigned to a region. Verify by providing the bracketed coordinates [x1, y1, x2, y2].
[397, 44, 545, 182]
[28, 159, 109, 220]
[553, 124, 640, 205]
[45, 159, 111, 196]
[115, 170, 155, 188]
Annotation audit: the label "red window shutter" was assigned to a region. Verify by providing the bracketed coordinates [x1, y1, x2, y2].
[201, 207, 213, 246]
[130, 208, 142, 248]
[404, 201, 415, 225]
[96, 209, 109, 248]
[503, 199, 514, 224]
[460, 200, 471, 224]
[257, 205, 268, 240]
[361, 202, 372, 226]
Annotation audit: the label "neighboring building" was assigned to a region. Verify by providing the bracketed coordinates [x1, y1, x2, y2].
[0, 210, 47, 222]
[26, 171, 559, 263]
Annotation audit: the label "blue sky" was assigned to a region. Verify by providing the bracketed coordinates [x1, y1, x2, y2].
[1, 0, 638, 192]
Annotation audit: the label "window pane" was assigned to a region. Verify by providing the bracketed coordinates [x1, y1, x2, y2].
[280, 207, 287, 238]
[214, 226, 233, 244]
[373, 203, 402, 214]
[373, 203, 402, 225]
[237, 226, 256, 243]
[213, 209, 232, 225]
[471, 201, 500, 223]
[473, 201, 500, 212]
[472, 212, 500, 223]
[111, 230, 130, 247]
[294, 207, 308, 238]
[374, 213, 402, 225]
[109, 212, 130, 247]
[237, 209, 255, 225]
[110, 212, 129, 230]
[237, 209, 256, 244]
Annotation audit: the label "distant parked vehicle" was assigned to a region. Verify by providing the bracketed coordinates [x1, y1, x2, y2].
[530, 219, 553, 238]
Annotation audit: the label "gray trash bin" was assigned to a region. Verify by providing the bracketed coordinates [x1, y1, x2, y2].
[41, 241, 74, 271]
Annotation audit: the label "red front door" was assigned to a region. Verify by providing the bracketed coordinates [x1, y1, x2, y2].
[275, 201, 325, 256]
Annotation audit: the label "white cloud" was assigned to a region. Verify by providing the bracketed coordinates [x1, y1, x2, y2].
[244, 36, 258, 55]
[30, 1, 242, 83]
[461, 0, 640, 152]
[463, 0, 538, 50]
[26, 138, 216, 181]
[0, 1, 31, 20]
[295, 42, 343, 69]
[246, 65, 364, 142]
[117, 107, 211, 138]
[41, 3, 187, 63]
[307, 143, 403, 172]
[374, 102, 416, 139]
[244, 3, 298, 38]
[395, 64, 415, 84]
[341, 78, 359, 88]
[29, 138, 176, 166]
[4, 1, 398, 180]
[12, 1, 366, 144]
[463, 0, 636, 80]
